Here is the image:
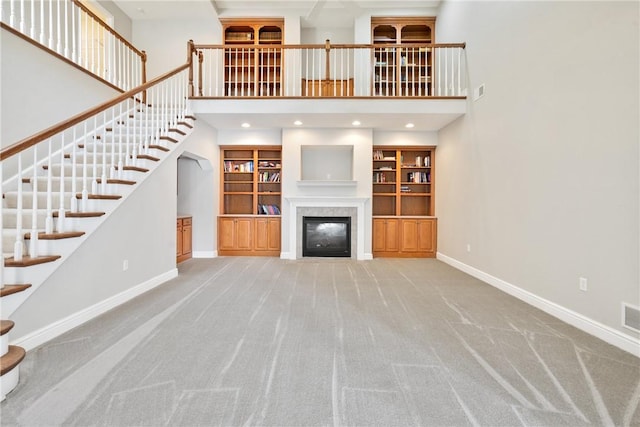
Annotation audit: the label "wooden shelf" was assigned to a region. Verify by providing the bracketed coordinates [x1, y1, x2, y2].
[372, 17, 436, 97]
[219, 146, 282, 256]
[373, 145, 436, 257]
[221, 18, 284, 97]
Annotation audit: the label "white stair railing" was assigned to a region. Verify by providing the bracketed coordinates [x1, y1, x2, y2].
[0, 0, 146, 92]
[1, 47, 196, 265]
[191, 41, 466, 98]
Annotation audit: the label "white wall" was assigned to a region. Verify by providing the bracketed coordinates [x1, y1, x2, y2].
[177, 122, 219, 257]
[11, 145, 181, 341]
[0, 28, 120, 147]
[436, 1, 639, 348]
[96, 0, 132, 40]
[133, 17, 220, 79]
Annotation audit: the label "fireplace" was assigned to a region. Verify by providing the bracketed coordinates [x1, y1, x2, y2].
[302, 216, 351, 257]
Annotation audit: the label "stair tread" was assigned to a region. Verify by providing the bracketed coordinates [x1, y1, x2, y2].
[1, 345, 26, 376]
[5, 255, 61, 267]
[75, 193, 122, 200]
[24, 231, 85, 240]
[54, 211, 105, 218]
[0, 320, 15, 336]
[0, 285, 32, 298]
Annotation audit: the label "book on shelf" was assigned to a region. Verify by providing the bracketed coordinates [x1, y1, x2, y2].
[259, 171, 280, 182]
[258, 204, 281, 215]
[224, 161, 254, 172]
[406, 172, 430, 183]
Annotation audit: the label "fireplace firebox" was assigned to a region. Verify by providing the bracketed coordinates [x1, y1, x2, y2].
[302, 216, 351, 257]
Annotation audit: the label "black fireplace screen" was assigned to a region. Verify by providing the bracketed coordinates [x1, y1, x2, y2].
[302, 216, 351, 257]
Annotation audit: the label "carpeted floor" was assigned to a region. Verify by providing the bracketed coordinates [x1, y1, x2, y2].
[2, 257, 639, 426]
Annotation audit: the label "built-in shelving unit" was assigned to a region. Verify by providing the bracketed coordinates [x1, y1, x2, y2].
[221, 18, 284, 97]
[372, 146, 436, 257]
[219, 146, 282, 256]
[372, 17, 436, 96]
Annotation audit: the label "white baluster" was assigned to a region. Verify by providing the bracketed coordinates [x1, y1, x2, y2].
[457, 47, 462, 96]
[71, 0, 76, 62]
[9, 0, 15, 28]
[101, 111, 107, 194]
[19, 0, 25, 33]
[110, 106, 117, 179]
[63, 0, 69, 58]
[91, 117, 98, 195]
[70, 127, 78, 213]
[29, 0, 35, 38]
[48, 0, 53, 49]
[29, 146, 38, 258]
[126, 99, 133, 167]
[117, 103, 123, 179]
[81, 122, 88, 212]
[45, 139, 53, 234]
[13, 154, 24, 261]
[56, 0, 61, 54]
[58, 131, 66, 233]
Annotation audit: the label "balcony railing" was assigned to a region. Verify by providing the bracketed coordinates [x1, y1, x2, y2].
[0, 0, 146, 91]
[191, 41, 466, 98]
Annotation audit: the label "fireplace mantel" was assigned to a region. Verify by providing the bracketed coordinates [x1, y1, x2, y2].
[284, 197, 371, 260]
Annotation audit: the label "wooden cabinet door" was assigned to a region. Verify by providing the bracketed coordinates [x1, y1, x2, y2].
[235, 218, 253, 250]
[255, 218, 280, 251]
[219, 217, 253, 250]
[218, 217, 237, 250]
[400, 219, 419, 252]
[182, 224, 192, 255]
[417, 219, 435, 254]
[373, 218, 399, 252]
[176, 219, 183, 256]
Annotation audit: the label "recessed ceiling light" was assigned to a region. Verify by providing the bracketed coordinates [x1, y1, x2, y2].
[405, 123, 415, 128]
[352, 120, 361, 126]
[241, 122, 250, 128]
[294, 120, 303, 126]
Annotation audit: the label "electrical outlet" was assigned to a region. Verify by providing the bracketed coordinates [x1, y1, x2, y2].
[466, 244, 471, 253]
[123, 260, 129, 271]
[579, 277, 587, 292]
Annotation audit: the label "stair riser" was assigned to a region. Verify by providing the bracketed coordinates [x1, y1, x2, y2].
[3, 234, 83, 256]
[81, 143, 170, 154]
[1, 365, 20, 401]
[2, 212, 48, 229]
[27, 180, 135, 194]
[2, 262, 59, 307]
[1, 334, 7, 357]
[47, 164, 146, 178]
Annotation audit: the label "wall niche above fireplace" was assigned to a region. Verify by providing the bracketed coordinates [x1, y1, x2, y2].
[300, 145, 354, 182]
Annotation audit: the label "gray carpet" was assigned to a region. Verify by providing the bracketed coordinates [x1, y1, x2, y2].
[1, 257, 639, 426]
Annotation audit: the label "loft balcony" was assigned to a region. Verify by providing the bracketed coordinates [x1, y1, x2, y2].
[189, 41, 467, 131]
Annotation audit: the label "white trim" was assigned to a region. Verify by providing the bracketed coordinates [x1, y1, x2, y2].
[436, 252, 640, 357]
[193, 251, 217, 258]
[12, 269, 178, 351]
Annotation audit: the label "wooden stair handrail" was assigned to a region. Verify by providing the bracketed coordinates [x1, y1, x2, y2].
[1, 42, 196, 161]
[193, 42, 466, 50]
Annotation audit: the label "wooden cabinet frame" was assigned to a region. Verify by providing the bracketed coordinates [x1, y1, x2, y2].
[372, 17, 436, 97]
[221, 18, 284, 97]
[219, 145, 282, 256]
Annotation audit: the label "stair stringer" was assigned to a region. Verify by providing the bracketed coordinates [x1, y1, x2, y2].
[4, 120, 196, 349]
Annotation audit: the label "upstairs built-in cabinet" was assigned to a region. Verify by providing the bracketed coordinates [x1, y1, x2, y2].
[219, 146, 282, 256]
[221, 18, 284, 97]
[373, 146, 437, 257]
[372, 17, 436, 96]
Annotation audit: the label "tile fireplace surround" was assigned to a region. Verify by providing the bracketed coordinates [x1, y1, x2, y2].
[285, 197, 370, 260]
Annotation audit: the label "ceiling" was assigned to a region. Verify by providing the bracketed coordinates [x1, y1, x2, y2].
[112, 0, 441, 28]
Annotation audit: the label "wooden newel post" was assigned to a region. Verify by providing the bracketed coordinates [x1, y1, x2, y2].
[198, 51, 204, 96]
[188, 40, 195, 97]
[325, 39, 331, 84]
[141, 50, 148, 104]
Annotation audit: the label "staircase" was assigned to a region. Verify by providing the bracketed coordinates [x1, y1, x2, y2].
[0, 97, 195, 400]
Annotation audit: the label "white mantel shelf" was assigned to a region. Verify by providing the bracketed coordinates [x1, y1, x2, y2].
[296, 180, 358, 187]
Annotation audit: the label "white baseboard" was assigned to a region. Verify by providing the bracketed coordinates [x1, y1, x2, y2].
[13, 269, 179, 351]
[193, 251, 217, 258]
[280, 252, 294, 260]
[436, 252, 640, 357]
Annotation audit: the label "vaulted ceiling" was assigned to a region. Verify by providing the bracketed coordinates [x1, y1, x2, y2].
[113, 0, 441, 27]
